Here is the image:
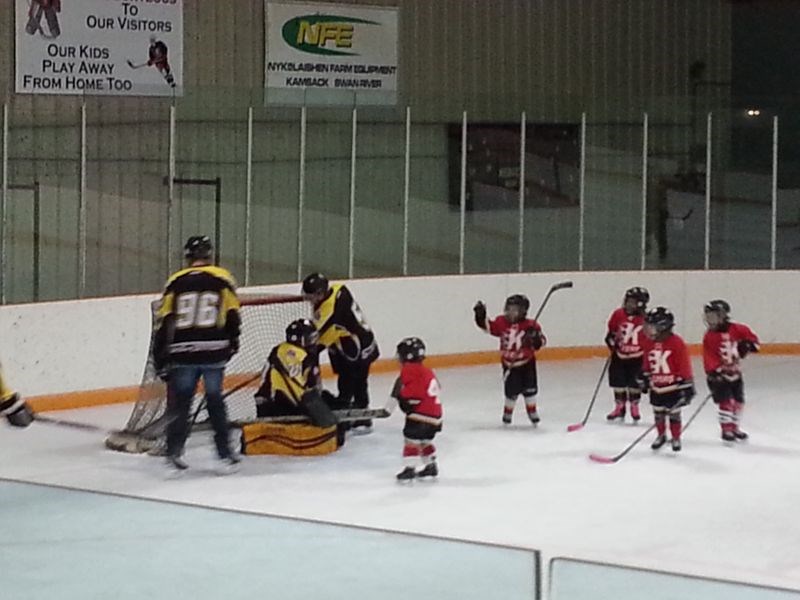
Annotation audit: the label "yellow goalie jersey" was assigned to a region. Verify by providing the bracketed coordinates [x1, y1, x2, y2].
[314, 284, 378, 363]
[255, 342, 319, 412]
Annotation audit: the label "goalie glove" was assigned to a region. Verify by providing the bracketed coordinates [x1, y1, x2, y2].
[0, 394, 34, 428]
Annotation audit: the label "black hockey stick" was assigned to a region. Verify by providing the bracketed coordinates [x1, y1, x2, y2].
[567, 355, 611, 432]
[532, 280, 573, 322]
[188, 371, 263, 428]
[36, 372, 262, 435]
[589, 394, 710, 464]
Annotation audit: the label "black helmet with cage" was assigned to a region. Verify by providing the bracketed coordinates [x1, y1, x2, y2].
[396, 337, 426, 363]
[504, 294, 530, 323]
[644, 306, 675, 340]
[286, 318, 319, 349]
[623, 287, 650, 315]
[184, 235, 213, 262]
[704, 299, 731, 330]
[301, 273, 330, 303]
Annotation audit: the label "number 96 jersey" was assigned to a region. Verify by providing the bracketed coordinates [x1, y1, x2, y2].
[155, 265, 241, 365]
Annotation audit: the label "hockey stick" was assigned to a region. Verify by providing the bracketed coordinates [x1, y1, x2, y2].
[188, 371, 263, 428]
[567, 355, 611, 432]
[589, 394, 709, 464]
[36, 372, 262, 435]
[532, 280, 573, 322]
[126, 59, 148, 69]
[236, 406, 391, 426]
[679, 393, 712, 434]
[589, 423, 656, 464]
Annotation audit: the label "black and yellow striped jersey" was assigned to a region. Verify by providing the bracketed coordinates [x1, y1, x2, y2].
[153, 264, 241, 366]
[256, 342, 320, 405]
[313, 284, 378, 363]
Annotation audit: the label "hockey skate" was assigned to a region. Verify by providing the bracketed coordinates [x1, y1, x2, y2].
[671, 438, 681, 452]
[733, 429, 748, 441]
[502, 412, 512, 425]
[722, 430, 736, 442]
[606, 403, 626, 422]
[417, 462, 438, 479]
[527, 409, 540, 426]
[650, 434, 667, 450]
[166, 454, 189, 477]
[215, 455, 241, 476]
[351, 420, 373, 435]
[396, 466, 416, 481]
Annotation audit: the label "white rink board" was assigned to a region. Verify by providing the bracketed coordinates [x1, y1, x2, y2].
[0, 271, 796, 396]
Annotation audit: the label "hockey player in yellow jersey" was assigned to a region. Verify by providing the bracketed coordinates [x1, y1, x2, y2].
[0, 364, 33, 427]
[254, 318, 337, 428]
[152, 235, 241, 474]
[302, 273, 379, 431]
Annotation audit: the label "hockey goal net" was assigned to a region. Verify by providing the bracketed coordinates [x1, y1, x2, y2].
[106, 294, 311, 454]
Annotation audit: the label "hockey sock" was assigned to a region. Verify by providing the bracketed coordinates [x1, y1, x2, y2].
[732, 400, 744, 430]
[403, 440, 422, 467]
[718, 399, 735, 433]
[654, 411, 667, 436]
[421, 442, 436, 464]
[669, 414, 682, 440]
[503, 398, 516, 420]
[524, 398, 537, 415]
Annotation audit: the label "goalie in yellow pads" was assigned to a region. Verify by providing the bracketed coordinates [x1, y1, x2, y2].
[255, 319, 338, 429]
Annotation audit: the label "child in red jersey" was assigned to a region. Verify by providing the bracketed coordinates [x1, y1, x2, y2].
[391, 337, 443, 481]
[640, 307, 695, 452]
[702, 299, 759, 442]
[605, 287, 649, 422]
[473, 294, 546, 425]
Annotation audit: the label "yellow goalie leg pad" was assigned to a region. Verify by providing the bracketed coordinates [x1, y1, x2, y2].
[241, 422, 339, 456]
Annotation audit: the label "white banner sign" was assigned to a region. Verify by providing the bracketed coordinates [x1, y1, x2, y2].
[265, 2, 398, 105]
[15, 0, 183, 96]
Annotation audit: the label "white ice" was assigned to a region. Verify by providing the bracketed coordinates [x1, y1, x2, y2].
[2, 356, 800, 597]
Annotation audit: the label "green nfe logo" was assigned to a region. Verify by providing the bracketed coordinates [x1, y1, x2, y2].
[282, 14, 378, 56]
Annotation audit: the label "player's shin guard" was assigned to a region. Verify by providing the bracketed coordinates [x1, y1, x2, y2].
[503, 398, 515, 424]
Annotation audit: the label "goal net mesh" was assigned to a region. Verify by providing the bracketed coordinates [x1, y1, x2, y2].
[106, 294, 311, 453]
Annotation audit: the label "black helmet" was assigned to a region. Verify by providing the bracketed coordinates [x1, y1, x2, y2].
[704, 299, 731, 318]
[644, 306, 675, 335]
[286, 318, 319, 348]
[624, 287, 650, 313]
[396, 337, 426, 362]
[184, 235, 213, 261]
[302, 272, 329, 296]
[504, 294, 530, 313]
[704, 299, 731, 330]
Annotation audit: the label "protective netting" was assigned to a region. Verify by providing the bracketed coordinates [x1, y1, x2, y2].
[106, 294, 311, 453]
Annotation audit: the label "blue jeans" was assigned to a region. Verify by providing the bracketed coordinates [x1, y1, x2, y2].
[166, 363, 231, 459]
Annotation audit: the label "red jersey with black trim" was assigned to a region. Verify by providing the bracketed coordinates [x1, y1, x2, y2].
[607, 308, 646, 359]
[397, 362, 442, 425]
[641, 333, 693, 393]
[703, 322, 759, 377]
[485, 316, 546, 368]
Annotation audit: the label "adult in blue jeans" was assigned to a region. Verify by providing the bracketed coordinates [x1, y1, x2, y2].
[153, 236, 242, 474]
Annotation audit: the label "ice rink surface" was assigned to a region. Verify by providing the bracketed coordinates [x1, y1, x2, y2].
[2, 356, 800, 594]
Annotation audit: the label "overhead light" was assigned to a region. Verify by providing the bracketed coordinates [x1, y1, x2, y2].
[745, 109, 761, 117]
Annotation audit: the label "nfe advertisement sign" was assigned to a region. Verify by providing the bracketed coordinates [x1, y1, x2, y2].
[265, 2, 399, 105]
